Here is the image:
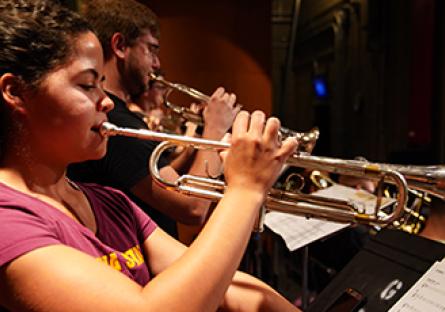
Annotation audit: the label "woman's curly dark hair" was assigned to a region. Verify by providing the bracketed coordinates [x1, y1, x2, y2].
[0, 0, 94, 158]
[0, 0, 93, 88]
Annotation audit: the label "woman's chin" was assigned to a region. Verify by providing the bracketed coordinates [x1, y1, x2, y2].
[92, 148, 108, 160]
[80, 146, 108, 162]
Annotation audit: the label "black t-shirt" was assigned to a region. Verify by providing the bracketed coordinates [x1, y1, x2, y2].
[68, 92, 177, 237]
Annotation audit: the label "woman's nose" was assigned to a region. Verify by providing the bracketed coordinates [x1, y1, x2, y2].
[98, 94, 114, 113]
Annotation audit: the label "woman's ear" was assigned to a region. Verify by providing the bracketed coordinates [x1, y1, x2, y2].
[0, 73, 27, 114]
[110, 32, 128, 59]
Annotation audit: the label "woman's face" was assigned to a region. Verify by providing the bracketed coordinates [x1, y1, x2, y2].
[22, 31, 113, 165]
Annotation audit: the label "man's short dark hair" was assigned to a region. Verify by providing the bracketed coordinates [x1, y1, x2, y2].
[81, 0, 160, 61]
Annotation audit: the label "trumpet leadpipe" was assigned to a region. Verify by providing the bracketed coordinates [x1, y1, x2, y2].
[100, 122, 230, 150]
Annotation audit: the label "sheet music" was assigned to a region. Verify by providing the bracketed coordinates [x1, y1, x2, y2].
[389, 258, 445, 312]
[264, 184, 395, 251]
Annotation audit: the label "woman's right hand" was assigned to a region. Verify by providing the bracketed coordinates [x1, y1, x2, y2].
[222, 110, 298, 195]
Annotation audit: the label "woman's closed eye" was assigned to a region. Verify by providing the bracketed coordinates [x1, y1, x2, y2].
[79, 84, 98, 91]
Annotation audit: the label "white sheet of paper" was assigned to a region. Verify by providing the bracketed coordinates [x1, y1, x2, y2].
[264, 184, 395, 251]
[389, 258, 445, 312]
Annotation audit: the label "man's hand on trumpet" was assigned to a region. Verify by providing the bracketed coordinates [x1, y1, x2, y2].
[202, 87, 240, 140]
[222, 111, 299, 194]
[195, 87, 240, 179]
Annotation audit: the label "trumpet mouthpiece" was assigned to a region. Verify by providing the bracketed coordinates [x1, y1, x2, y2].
[148, 72, 157, 80]
[99, 122, 118, 137]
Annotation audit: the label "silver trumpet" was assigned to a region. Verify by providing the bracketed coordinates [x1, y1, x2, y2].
[98, 122, 430, 231]
[149, 73, 319, 147]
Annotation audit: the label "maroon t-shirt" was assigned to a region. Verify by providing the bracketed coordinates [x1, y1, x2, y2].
[0, 181, 157, 287]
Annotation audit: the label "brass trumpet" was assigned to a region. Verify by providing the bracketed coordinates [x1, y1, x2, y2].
[149, 73, 319, 146]
[100, 122, 418, 230]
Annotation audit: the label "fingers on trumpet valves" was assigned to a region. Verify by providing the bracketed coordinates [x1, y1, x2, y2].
[208, 87, 237, 105]
[234, 103, 243, 114]
[225, 112, 298, 194]
[189, 102, 202, 114]
[263, 117, 281, 147]
[227, 92, 237, 108]
[265, 118, 299, 159]
[231, 111, 297, 156]
[231, 110, 250, 138]
[249, 110, 267, 137]
[275, 138, 298, 163]
[210, 86, 226, 99]
[216, 89, 237, 110]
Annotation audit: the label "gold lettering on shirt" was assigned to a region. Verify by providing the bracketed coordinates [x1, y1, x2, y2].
[133, 246, 144, 264]
[109, 252, 122, 271]
[122, 249, 137, 268]
[96, 245, 144, 271]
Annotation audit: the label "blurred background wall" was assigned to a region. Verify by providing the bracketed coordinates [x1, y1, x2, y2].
[143, 0, 272, 115]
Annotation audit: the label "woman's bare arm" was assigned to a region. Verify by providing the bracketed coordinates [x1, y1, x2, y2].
[0, 112, 298, 312]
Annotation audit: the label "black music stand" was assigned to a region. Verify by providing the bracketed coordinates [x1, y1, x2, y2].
[306, 229, 445, 312]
